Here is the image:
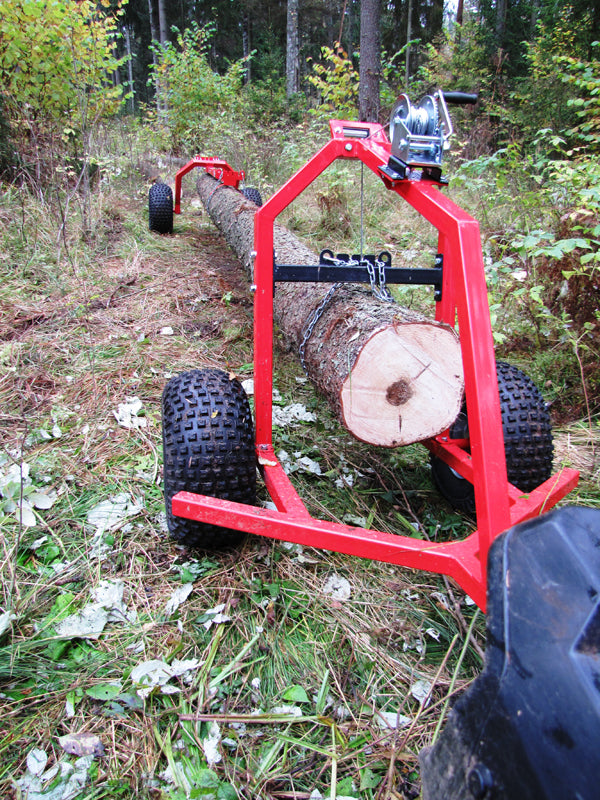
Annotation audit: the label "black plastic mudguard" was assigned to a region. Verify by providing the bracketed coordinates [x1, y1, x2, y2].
[420, 506, 600, 800]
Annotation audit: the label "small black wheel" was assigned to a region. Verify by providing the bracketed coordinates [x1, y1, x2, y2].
[149, 182, 173, 234]
[162, 368, 256, 548]
[431, 361, 554, 513]
[242, 186, 263, 207]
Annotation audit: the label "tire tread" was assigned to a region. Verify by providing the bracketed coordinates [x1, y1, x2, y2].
[162, 368, 256, 548]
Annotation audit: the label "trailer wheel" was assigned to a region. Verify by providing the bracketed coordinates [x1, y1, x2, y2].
[431, 362, 553, 513]
[162, 368, 256, 549]
[149, 182, 173, 234]
[242, 187, 263, 207]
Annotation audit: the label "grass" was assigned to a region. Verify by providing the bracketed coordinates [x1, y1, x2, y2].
[0, 118, 598, 799]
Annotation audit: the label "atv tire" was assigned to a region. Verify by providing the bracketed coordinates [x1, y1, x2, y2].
[162, 368, 256, 548]
[242, 187, 263, 207]
[149, 182, 173, 234]
[431, 361, 554, 513]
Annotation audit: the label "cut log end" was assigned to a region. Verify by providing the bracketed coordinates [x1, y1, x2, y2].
[340, 324, 464, 447]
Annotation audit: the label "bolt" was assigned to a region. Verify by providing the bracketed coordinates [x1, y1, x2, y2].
[468, 765, 494, 799]
[344, 143, 352, 152]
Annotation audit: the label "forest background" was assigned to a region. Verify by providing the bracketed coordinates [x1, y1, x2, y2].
[0, 0, 599, 798]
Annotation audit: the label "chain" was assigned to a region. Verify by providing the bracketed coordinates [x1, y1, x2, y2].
[366, 259, 377, 294]
[298, 252, 394, 373]
[367, 258, 395, 303]
[299, 282, 342, 374]
[376, 258, 394, 302]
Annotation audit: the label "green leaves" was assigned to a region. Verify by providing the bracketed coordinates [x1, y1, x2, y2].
[0, 0, 126, 150]
[151, 22, 246, 149]
[282, 684, 310, 704]
[308, 44, 359, 120]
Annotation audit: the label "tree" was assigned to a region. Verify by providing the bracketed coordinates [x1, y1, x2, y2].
[359, 0, 382, 121]
[286, 0, 300, 97]
[157, 0, 168, 45]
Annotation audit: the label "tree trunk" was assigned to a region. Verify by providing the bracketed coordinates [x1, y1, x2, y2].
[405, 0, 413, 87]
[158, 0, 168, 46]
[286, 0, 300, 98]
[242, 14, 251, 85]
[123, 25, 135, 114]
[147, 0, 163, 112]
[195, 174, 464, 448]
[496, 0, 507, 45]
[359, 0, 381, 122]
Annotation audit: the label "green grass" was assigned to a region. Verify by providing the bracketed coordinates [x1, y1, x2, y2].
[0, 119, 598, 800]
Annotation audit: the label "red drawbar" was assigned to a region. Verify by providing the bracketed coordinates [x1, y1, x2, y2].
[171, 121, 579, 611]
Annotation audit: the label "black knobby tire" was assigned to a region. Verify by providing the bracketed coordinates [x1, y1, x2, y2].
[431, 361, 554, 513]
[242, 186, 263, 207]
[149, 182, 173, 234]
[162, 368, 256, 548]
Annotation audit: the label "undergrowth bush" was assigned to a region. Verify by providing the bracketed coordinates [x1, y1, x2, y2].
[511, 8, 588, 143]
[151, 24, 247, 152]
[453, 125, 600, 416]
[0, 0, 126, 187]
[307, 44, 359, 120]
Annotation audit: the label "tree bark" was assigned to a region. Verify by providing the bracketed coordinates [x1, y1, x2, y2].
[157, 0, 168, 46]
[286, 0, 300, 98]
[195, 173, 464, 447]
[359, 0, 381, 122]
[405, 0, 413, 87]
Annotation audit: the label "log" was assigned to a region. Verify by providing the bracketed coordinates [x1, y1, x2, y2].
[196, 172, 464, 447]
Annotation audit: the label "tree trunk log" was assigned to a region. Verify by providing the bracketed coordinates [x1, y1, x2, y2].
[196, 173, 464, 447]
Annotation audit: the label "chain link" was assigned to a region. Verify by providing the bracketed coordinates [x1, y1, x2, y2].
[299, 282, 342, 374]
[298, 254, 395, 373]
[376, 258, 395, 302]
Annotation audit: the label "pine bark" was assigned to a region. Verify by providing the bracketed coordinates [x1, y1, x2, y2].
[196, 173, 464, 447]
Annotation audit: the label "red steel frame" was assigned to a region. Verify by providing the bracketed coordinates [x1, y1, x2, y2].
[171, 121, 579, 610]
[174, 157, 245, 215]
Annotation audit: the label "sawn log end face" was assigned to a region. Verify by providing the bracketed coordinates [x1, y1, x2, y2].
[340, 323, 464, 447]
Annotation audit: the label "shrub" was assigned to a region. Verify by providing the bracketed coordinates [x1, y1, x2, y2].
[0, 0, 126, 171]
[151, 24, 246, 151]
[307, 44, 359, 120]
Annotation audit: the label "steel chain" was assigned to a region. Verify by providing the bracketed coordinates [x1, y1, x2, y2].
[299, 281, 342, 374]
[376, 258, 395, 302]
[298, 254, 395, 373]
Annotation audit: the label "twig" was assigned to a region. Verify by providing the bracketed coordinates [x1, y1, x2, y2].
[443, 576, 485, 663]
[376, 633, 459, 800]
[431, 610, 480, 744]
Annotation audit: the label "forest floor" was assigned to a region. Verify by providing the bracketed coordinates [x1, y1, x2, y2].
[0, 152, 597, 800]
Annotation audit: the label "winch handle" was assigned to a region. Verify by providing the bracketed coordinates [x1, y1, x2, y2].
[442, 91, 478, 105]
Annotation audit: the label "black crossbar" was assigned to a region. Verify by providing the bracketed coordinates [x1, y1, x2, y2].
[273, 256, 443, 300]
